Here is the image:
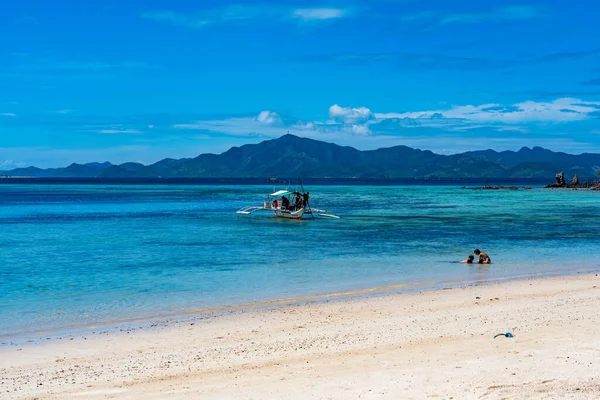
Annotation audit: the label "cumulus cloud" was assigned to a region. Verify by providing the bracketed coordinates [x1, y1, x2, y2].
[171, 97, 600, 147]
[329, 104, 373, 123]
[173, 108, 369, 139]
[256, 110, 282, 125]
[1, 112, 17, 117]
[351, 124, 371, 135]
[292, 121, 316, 130]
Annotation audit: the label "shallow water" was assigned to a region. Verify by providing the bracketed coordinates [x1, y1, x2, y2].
[1, 183, 599, 338]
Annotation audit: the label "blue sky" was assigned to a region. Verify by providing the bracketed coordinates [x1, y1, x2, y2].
[1, 0, 600, 168]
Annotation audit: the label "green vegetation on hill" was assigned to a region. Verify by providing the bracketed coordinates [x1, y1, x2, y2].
[4, 135, 600, 179]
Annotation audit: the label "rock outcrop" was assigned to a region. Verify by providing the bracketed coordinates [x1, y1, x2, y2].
[546, 172, 600, 190]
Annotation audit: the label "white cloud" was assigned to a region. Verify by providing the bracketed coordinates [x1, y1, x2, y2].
[170, 97, 600, 152]
[175, 118, 300, 137]
[174, 109, 371, 139]
[329, 104, 373, 123]
[173, 98, 600, 141]
[55, 109, 73, 114]
[374, 98, 600, 125]
[176, 111, 293, 136]
[292, 121, 316, 130]
[292, 8, 349, 21]
[257, 110, 282, 125]
[1, 112, 17, 117]
[351, 124, 371, 135]
[174, 117, 276, 136]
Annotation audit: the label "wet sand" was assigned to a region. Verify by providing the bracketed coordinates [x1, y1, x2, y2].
[2, 273, 600, 399]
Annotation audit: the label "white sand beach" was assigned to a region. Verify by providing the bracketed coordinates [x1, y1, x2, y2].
[2, 273, 600, 399]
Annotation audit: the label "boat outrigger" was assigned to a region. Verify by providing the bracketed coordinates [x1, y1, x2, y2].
[236, 178, 340, 220]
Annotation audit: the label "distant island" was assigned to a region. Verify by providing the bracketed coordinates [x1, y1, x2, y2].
[2, 134, 600, 179]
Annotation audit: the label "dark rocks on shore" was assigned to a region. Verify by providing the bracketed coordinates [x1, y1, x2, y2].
[546, 182, 600, 189]
[545, 171, 600, 190]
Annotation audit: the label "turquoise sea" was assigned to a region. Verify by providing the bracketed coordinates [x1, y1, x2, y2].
[1, 181, 599, 341]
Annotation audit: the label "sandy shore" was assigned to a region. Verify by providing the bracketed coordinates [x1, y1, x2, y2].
[2, 273, 600, 399]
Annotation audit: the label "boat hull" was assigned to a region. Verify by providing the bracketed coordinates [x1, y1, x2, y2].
[273, 208, 305, 220]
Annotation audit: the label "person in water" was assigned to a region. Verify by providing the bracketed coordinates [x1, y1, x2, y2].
[474, 249, 491, 264]
[461, 254, 475, 264]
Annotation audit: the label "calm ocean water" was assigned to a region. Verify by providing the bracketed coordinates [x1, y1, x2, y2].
[1, 182, 599, 339]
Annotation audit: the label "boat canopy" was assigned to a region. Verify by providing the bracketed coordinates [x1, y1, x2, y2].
[270, 190, 294, 197]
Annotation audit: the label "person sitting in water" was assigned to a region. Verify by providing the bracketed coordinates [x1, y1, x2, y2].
[474, 249, 491, 264]
[461, 254, 475, 264]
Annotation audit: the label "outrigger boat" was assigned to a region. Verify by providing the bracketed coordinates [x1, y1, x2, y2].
[236, 178, 340, 220]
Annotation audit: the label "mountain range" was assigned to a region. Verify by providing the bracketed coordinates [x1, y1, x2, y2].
[2, 134, 600, 179]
